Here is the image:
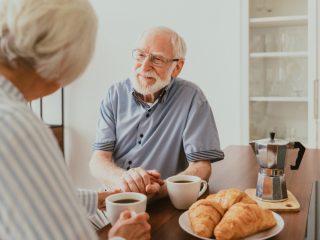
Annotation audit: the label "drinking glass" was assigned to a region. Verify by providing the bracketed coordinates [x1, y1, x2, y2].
[255, 0, 265, 12]
[265, 0, 274, 13]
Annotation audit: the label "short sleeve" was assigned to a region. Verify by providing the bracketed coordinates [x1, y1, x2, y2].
[93, 88, 116, 151]
[182, 95, 224, 162]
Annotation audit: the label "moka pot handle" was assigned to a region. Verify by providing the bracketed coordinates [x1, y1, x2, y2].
[290, 141, 306, 170]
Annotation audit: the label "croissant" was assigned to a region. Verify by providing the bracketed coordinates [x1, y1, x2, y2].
[240, 193, 258, 205]
[214, 203, 277, 240]
[206, 188, 256, 211]
[188, 199, 225, 238]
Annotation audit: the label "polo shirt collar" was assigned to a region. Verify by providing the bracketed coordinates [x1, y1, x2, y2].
[160, 77, 175, 103]
[130, 77, 175, 106]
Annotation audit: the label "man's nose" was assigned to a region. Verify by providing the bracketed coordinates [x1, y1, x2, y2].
[141, 57, 153, 71]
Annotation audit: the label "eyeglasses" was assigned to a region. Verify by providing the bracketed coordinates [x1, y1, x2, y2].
[132, 49, 179, 67]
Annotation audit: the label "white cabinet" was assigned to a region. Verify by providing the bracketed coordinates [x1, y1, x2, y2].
[240, 0, 318, 147]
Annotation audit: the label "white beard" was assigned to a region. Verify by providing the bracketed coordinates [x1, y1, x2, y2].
[131, 65, 175, 95]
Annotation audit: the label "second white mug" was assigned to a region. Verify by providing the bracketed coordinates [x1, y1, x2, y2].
[166, 175, 208, 210]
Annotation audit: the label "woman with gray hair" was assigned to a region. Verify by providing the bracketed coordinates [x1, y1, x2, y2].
[0, 0, 150, 239]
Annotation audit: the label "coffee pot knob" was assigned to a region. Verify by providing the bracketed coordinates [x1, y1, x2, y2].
[270, 132, 275, 142]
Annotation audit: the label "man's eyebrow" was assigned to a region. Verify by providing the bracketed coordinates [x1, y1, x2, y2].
[136, 48, 168, 58]
[139, 49, 165, 55]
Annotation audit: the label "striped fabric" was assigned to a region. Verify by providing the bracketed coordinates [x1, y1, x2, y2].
[76, 189, 98, 217]
[0, 76, 98, 240]
[186, 150, 224, 162]
[93, 142, 115, 152]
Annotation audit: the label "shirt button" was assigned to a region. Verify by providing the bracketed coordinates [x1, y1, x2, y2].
[146, 114, 150, 118]
[147, 109, 151, 112]
[128, 161, 132, 165]
[126, 167, 130, 170]
[138, 141, 141, 144]
[140, 134, 144, 138]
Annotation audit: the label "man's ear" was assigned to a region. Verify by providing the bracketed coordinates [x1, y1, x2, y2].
[171, 59, 185, 78]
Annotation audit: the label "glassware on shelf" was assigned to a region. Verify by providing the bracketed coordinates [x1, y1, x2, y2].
[250, 124, 259, 140]
[279, 26, 307, 52]
[250, 117, 267, 140]
[252, 33, 265, 52]
[250, 59, 265, 96]
[276, 60, 287, 95]
[286, 59, 307, 97]
[264, 32, 276, 52]
[291, 26, 307, 51]
[255, 0, 265, 12]
[268, 81, 280, 97]
[254, 0, 274, 14]
[266, 64, 280, 96]
[269, 126, 278, 135]
[279, 30, 290, 52]
[292, 78, 304, 97]
[286, 127, 296, 141]
[292, 87, 303, 97]
[285, 28, 298, 52]
[264, 0, 274, 13]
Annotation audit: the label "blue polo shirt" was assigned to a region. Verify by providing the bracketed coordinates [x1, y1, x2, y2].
[93, 77, 224, 179]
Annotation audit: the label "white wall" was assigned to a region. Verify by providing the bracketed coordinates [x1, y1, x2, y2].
[64, 0, 242, 188]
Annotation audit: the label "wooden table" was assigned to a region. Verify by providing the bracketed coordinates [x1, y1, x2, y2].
[98, 145, 320, 239]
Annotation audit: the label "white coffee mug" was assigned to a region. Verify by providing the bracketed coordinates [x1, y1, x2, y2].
[166, 175, 208, 210]
[105, 192, 147, 225]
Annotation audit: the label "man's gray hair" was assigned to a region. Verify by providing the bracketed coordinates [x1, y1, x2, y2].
[139, 26, 187, 59]
[0, 0, 97, 85]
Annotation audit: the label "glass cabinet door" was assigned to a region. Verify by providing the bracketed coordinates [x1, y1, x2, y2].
[244, 0, 316, 146]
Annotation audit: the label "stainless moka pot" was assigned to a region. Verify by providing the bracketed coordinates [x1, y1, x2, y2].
[250, 132, 305, 201]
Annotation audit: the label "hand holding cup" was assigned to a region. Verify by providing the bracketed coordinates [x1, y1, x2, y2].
[106, 192, 147, 226]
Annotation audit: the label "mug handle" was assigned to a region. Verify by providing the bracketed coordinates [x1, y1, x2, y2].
[198, 180, 208, 197]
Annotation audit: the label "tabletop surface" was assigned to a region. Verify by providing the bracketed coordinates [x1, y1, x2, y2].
[98, 145, 320, 240]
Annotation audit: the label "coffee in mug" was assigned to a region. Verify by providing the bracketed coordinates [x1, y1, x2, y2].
[173, 180, 193, 183]
[112, 199, 140, 204]
[166, 175, 208, 210]
[106, 192, 147, 225]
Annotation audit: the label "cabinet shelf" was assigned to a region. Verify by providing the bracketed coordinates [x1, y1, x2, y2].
[250, 97, 308, 102]
[242, 0, 316, 147]
[250, 51, 308, 58]
[250, 15, 308, 27]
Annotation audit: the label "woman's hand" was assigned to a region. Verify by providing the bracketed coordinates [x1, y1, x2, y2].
[108, 210, 151, 240]
[98, 189, 121, 211]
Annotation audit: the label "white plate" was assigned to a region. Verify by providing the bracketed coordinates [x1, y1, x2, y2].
[179, 210, 284, 240]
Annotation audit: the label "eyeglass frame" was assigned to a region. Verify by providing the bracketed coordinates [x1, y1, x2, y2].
[132, 49, 179, 67]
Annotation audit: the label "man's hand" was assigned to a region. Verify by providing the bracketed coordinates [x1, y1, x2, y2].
[119, 168, 163, 194]
[145, 170, 164, 194]
[108, 210, 151, 240]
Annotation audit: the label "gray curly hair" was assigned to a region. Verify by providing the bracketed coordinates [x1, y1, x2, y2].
[0, 0, 97, 85]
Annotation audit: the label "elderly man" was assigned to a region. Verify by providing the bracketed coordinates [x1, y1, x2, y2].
[90, 26, 224, 196]
[0, 0, 150, 239]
